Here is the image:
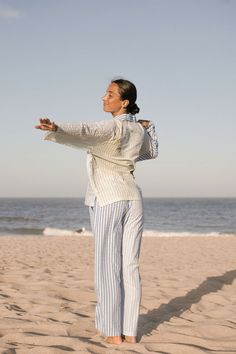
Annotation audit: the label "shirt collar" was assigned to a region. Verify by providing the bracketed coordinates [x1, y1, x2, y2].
[114, 113, 137, 122]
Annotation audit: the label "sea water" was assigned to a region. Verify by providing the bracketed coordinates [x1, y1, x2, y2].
[0, 198, 235, 237]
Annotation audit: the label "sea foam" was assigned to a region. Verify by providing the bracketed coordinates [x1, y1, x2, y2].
[43, 227, 236, 238]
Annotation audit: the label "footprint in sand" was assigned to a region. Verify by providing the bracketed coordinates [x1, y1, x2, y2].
[5, 304, 26, 313]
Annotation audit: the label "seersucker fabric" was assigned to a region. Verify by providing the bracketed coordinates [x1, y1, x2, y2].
[44, 113, 158, 206]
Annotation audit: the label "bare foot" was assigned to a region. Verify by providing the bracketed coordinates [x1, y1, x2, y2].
[105, 336, 122, 344]
[123, 335, 137, 343]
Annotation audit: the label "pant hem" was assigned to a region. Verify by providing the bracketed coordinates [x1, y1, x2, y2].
[122, 331, 137, 336]
[96, 326, 121, 337]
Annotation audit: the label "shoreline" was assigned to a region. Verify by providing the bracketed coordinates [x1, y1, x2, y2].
[1, 230, 236, 238]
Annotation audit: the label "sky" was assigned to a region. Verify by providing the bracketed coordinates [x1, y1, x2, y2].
[0, 0, 235, 198]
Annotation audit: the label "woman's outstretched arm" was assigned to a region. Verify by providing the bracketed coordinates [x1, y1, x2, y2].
[35, 117, 117, 150]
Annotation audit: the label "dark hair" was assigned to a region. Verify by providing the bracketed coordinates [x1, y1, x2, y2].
[111, 78, 140, 115]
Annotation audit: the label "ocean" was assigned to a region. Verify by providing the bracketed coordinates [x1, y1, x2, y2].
[0, 198, 236, 236]
[0, 198, 235, 237]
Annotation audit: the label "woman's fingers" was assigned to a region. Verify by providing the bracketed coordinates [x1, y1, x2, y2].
[35, 125, 46, 130]
[35, 117, 52, 130]
[35, 123, 52, 130]
[40, 118, 51, 124]
[35, 118, 57, 131]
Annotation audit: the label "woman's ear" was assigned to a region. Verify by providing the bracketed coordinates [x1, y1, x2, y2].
[122, 99, 129, 109]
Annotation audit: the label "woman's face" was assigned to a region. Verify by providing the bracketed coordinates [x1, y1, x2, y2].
[102, 83, 129, 117]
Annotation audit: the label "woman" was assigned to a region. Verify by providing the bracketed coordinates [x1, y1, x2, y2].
[35, 78, 158, 344]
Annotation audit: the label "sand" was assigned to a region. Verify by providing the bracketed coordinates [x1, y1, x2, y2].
[0, 235, 236, 354]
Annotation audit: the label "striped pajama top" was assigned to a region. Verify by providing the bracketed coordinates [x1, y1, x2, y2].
[44, 113, 158, 206]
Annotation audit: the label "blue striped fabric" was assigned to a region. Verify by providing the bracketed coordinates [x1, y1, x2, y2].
[136, 122, 159, 162]
[89, 197, 143, 336]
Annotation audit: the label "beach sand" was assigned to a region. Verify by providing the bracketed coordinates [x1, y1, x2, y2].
[0, 235, 236, 354]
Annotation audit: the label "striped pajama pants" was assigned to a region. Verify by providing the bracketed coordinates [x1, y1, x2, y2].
[89, 198, 143, 337]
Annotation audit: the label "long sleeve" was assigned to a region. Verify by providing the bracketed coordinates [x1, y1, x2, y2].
[135, 122, 158, 162]
[43, 120, 117, 150]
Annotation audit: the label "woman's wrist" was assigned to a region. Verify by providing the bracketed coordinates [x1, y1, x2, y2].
[52, 123, 58, 132]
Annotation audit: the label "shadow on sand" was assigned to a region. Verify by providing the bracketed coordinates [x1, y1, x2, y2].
[138, 268, 236, 341]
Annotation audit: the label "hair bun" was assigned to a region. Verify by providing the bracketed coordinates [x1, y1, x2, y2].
[129, 103, 140, 115]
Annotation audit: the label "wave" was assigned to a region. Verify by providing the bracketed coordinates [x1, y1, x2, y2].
[43, 227, 92, 236]
[1, 227, 235, 237]
[142, 230, 236, 237]
[43, 228, 236, 238]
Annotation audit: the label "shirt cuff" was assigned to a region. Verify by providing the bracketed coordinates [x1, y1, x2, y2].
[146, 122, 155, 133]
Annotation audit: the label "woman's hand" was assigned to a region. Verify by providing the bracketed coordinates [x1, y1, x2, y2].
[138, 119, 150, 128]
[35, 118, 58, 132]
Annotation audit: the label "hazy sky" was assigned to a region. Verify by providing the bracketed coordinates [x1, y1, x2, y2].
[1, 0, 235, 198]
